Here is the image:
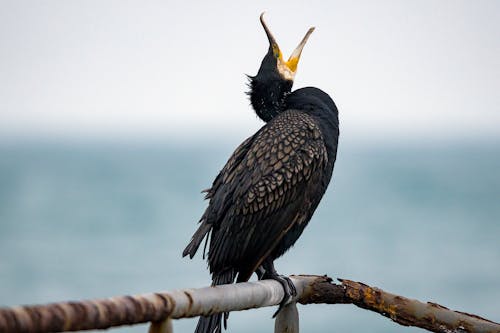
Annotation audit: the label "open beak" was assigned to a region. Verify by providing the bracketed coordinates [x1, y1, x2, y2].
[260, 13, 315, 80]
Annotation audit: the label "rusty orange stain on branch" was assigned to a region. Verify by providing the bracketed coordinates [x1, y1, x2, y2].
[359, 285, 398, 320]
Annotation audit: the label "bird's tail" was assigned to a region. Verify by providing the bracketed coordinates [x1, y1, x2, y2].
[183, 220, 211, 258]
[194, 269, 236, 333]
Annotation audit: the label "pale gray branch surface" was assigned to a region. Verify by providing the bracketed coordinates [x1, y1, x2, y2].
[0, 275, 498, 333]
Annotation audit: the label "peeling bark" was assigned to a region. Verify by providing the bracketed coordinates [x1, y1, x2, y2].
[298, 275, 500, 333]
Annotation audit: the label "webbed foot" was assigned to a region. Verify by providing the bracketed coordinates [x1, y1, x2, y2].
[257, 259, 297, 317]
[270, 274, 296, 318]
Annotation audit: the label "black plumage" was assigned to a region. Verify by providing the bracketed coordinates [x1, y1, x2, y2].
[183, 14, 339, 333]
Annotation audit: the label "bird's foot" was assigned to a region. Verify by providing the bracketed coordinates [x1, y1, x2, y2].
[257, 261, 296, 317]
[256, 266, 266, 280]
[270, 275, 297, 318]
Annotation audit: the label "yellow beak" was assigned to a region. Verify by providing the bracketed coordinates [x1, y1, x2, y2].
[260, 13, 315, 80]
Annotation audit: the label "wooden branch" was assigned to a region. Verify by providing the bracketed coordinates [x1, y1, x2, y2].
[297, 275, 500, 333]
[148, 318, 173, 333]
[274, 302, 299, 333]
[0, 277, 303, 333]
[0, 275, 498, 333]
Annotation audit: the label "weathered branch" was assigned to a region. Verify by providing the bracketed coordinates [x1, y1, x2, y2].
[0, 275, 498, 333]
[297, 275, 500, 333]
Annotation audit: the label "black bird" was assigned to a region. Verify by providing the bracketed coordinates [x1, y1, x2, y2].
[183, 13, 339, 333]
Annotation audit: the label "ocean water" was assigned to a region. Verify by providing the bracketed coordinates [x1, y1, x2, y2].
[0, 141, 499, 333]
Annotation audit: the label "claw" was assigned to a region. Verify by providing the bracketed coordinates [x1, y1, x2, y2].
[257, 260, 297, 317]
[271, 275, 296, 318]
[273, 296, 292, 318]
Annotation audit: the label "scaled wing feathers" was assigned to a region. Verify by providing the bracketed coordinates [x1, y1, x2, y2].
[202, 110, 328, 274]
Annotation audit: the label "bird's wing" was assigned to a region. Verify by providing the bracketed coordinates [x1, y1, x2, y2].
[201, 135, 254, 224]
[205, 110, 328, 274]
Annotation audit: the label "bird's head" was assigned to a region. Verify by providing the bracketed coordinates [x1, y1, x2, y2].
[257, 13, 315, 82]
[249, 13, 315, 122]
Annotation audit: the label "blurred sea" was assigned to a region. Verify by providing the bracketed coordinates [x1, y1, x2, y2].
[0, 141, 499, 333]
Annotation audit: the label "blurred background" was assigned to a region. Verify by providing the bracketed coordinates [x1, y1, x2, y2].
[0, 1, 499, 332]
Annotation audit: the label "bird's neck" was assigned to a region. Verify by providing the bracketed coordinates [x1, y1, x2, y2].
[248, 77, 293, 122]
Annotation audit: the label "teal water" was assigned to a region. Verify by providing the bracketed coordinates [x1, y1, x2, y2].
[0, 142, 499, 332]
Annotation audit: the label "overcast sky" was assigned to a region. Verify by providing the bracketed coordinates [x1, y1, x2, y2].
[1, 0, 499, 144]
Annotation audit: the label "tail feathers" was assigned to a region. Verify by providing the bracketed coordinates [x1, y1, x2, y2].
[183, 221, 211, 258]
[195, 314, 223, 333]
[194, 269, 236, 333]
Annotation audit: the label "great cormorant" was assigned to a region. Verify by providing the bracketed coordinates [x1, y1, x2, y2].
[183, 13, 339, 333]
